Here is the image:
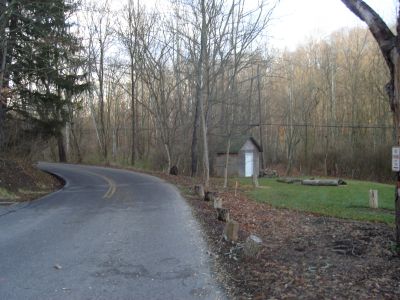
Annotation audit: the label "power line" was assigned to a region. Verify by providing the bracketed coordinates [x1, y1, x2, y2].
[246, 122, 393, 130]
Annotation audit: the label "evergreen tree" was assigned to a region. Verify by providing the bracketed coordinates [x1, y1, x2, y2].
[0, 0, 88, 160]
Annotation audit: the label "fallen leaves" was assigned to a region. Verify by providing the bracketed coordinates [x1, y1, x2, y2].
[132, 169, 400, 298]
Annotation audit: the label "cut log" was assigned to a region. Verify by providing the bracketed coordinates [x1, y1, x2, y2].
[277, 177, 302, 184]
[204, 191, 217, 202]
[194, 185, 205, 198]
[223, 220, 239, 242]
[301, 179, 347, 186]
[216, 207, 230, 222]
[244, 235, 263, 258]
[369, 189, 379, 209]
[213, 197, 223, 209]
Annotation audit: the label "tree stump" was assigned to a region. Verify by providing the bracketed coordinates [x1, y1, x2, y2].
[216, 207, 229, 222]
[244, 235, 263, 258]
[369, 189, 379, 209]
[194, 185, 205, 198]
[204, 191, 216, 202]
[169, 165, 178, 175]
[223, 220, 239, 241]
[213, 197, 222, 209]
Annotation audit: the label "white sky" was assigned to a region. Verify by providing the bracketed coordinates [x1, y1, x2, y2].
[269, 0, 398, 50]
[115, 0, 398, 50]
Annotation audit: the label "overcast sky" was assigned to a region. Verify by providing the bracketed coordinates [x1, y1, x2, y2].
[119, 0, 397, 50]
[269, 0, 398, 50]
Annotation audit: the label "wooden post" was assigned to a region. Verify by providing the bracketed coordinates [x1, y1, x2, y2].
[369, 190, 378, 209]
[204, 191, 216, 202]
[234, 181, 238, 196]
[216, 208, 230, 222]
[244, 235, 263, 258]
[194, 184, 205, 198]
[223, 220, 239, 241]
[213, 197, 222, 209]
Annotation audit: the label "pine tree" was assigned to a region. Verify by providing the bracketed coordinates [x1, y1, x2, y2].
[1, 0, 88, 160]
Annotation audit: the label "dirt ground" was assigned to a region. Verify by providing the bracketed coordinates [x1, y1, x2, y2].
[0, 158, 61, 202]
[152, 171, 400, 299]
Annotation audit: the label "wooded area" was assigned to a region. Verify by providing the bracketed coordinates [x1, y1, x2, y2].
[0, 0, 395, 184]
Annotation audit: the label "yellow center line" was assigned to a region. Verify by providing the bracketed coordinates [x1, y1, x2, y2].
[83, 170, 117, 199]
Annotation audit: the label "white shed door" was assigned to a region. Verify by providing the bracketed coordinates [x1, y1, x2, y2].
[245, 152, 253, 177]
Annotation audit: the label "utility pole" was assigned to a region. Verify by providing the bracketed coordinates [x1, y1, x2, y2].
[257, 64, 265, 170]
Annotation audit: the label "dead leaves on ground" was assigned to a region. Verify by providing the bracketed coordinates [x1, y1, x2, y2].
[144, 171, 400, 299]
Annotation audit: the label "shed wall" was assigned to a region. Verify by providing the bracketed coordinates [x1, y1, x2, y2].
[214, 154, 239, 177]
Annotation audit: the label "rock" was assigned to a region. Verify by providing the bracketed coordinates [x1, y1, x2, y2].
[223, 220, 239, 242]
[204, 191, 216, 202]
[194, 184, 205, 198]
[216, 207, 230, 222]
[54, 264, 62, 270]
[213, 197, 222, 209]
[169, 165, 178, 176]
[244, 235, 263, 257]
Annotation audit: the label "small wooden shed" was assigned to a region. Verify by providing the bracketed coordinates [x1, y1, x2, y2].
[214, 137, 262, 177]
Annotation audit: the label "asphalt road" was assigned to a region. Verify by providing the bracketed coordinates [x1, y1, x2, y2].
[0, 163, 226, 299]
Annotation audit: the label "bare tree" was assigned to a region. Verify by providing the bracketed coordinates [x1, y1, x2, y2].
[117, 0, 147, 165]
[84, 0, 114, 162]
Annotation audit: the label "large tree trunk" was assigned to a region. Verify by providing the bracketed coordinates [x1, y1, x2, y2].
[199, 0, 210, 188]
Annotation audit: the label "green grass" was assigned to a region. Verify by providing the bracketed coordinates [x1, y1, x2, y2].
[236, 177, 395, 225]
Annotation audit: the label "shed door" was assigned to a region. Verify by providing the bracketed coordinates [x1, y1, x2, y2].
[245, 152, 253, 177]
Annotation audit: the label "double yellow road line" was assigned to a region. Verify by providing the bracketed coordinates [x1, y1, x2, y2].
[84, 170, 117, 199]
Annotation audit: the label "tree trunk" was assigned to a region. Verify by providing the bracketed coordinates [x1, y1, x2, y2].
[164, 143, 171, 174]
[0, 0, 8, 152]
[130, 59, 136, 166]
[70, 126, 82, 163]
[223, 137, 231, 188]
[57, 134, 67, 163]
[199, 0, 210, 189]
[190, 94, 200, 177]
[99, 46, 107, 162]
[257, 65, 265, 170]
[301, 179, 344, 186]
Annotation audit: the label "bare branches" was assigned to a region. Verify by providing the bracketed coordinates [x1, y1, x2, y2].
[340, 0, 395, 71]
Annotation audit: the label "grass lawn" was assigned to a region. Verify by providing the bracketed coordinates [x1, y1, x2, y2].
[236, 177, 395, 225]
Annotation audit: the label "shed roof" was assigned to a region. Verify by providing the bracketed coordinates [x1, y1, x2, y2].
[216, 136, 262, 154]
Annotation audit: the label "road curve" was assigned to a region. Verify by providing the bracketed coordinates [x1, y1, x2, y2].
[0, 162, 226, 299]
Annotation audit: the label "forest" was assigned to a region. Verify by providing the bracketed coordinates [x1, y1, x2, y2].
[0, 0, 394, 183]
